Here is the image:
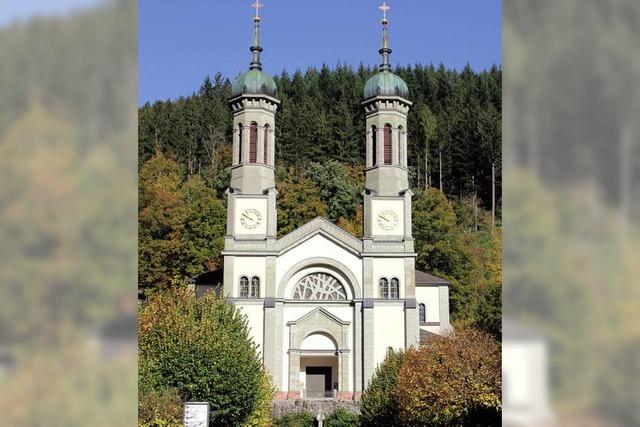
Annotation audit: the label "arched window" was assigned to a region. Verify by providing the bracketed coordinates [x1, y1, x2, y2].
[419, 303, 426, 323]
[263, 124, 270, 164]
[239, 276, 249, 297]
[390, 278, 399, 299]
[371, 125, 377, 166]
[250, 276, 260, 298]
[379, 278, 389, 299]
[383, 124, 392, 165]
[249, 122, 258, 163]
[238, 124, 244, 163]
[398, 126, 404, 165]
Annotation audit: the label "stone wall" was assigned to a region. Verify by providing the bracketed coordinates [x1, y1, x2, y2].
[271, 399, 360, 421]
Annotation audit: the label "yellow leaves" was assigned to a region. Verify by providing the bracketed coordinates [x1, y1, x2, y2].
[395, 328, 501, 425]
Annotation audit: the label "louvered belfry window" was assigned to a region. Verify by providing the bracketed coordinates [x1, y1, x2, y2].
[383, 124, 392, 165]
[263, 125, 269, 164]
[249, 122, 258, 163]
[371, 125, 377, 166]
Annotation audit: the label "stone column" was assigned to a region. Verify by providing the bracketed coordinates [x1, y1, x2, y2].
[233, 127, 240, 164]
[262, 254, 278, 383]
[223, 255, 234, 298]
[242, 125, 251, 164]
[439, 285, 451, 332]
[270, 129, 276, 167]
[404, 257, 419, 347]
[402, 130, 408, 168]
[377, 127, 384, 165]
[353, 301, 362, 394]
[339, 350, 350, 397]
[288, 350, 300, 398]
[363, 303, 375, 388]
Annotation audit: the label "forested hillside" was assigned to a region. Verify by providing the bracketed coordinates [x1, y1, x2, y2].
[138, 64, 502, 336]
[139, 64, 501, 210]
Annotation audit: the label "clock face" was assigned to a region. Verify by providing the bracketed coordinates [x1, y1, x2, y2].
[240, 208, 262, 230]
[377, 209, 399, 231]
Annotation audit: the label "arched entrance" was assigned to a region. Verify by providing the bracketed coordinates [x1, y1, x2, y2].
[300, 333, 338, 398]
[287, 307, 350, 399]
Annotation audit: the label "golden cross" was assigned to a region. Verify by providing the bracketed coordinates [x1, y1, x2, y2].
[379, 2, 390, 21]
[251, 0, 263, 19]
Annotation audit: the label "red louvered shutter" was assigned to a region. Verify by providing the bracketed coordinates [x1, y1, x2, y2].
[263, 126, 269, 164]
[384, 125, 392, 165]
[249, 123, 258, 163]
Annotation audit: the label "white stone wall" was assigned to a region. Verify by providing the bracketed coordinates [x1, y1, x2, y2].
[415, 286, 440, 322]
[372, 303, 405, 367]
[236, 302, 265, 357]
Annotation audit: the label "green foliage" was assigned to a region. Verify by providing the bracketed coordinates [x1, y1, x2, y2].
[325, 407, 360, 427]
[413, 189, 473, 279]
[304, 161, 360, 223]
[138, 387, 183, 427]
[138, 151, 226, 290]
[273, 411, 315, 427]
[138, 287, 271, 426]
[276, 167, 327, 236]
[413, 189, 502, 337]
[360, 348, 404, 427]
[395, 328, 501, 426]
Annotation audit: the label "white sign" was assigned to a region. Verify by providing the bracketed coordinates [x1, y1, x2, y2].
[183, 402, 209, 427]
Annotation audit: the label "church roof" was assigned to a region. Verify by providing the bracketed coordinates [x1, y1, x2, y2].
[415, 269, 450, 285]
[276, 217, 362, 255]
[364, 70, 409, 100]
[232, 69, 277, 98]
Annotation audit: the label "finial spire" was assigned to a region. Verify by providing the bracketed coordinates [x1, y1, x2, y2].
[249, 1, 264, 70]
[378, 2, 392, 71]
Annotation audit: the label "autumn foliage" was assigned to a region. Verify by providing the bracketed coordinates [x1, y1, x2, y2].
[360, 327, 501, 426]
[395, 328, 501, 426]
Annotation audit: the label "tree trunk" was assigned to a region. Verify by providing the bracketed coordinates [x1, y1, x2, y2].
[491, 162, 496, 230]
[439, 148, 443, 192]
[473, 175, 478, 231]
[425, 139, 429, 190]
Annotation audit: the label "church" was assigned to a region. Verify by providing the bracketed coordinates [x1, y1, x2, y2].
[220, 2, 451, 400]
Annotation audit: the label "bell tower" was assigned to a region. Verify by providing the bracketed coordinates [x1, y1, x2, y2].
[362, 3, 413, 250]
[226, 1, 280, 244]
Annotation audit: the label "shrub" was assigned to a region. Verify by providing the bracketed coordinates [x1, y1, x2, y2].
[138, 287, 271, 426]
[325, 407, 360, 426]
[274, 411, 315, 427]
[395, 327, 501, 426]
[138, 387, 183, 427]
[359, 348, 404, 427]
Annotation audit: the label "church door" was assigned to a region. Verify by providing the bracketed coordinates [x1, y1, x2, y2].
[305, 366, 331, 398]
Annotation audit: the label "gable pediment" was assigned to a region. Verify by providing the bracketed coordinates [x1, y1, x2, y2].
[276, 217, 362, 256]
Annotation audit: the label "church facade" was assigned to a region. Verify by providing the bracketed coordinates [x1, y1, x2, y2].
[221, 5, 451, 400]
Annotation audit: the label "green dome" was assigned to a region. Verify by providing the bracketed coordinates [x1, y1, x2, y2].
[364, 70, 409, 100]
[232, 69, 277, 98]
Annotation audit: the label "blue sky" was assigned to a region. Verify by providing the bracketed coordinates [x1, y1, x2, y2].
[139, 0, 501, 104]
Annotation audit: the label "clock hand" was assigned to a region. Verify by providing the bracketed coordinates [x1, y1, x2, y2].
[381, 215, 390, 222]
[242, 213, 255, 224]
